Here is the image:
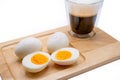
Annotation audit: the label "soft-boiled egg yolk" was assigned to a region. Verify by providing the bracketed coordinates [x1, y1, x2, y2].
[55, 50, 72, 60]
[31, 54, 48, 65]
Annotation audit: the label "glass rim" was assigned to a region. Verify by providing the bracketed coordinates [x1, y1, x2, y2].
[65, 0, 104, 5]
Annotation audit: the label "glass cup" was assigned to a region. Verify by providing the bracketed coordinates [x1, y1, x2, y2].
[65, 0, 104, 38]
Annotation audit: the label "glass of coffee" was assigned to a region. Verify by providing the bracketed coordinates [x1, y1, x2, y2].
[65, 0, 104, 38]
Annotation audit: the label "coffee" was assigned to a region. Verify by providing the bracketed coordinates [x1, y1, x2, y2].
[68, 5, 98, 35]
[65, 0, 103, 38]
[69, 13, 97, 34]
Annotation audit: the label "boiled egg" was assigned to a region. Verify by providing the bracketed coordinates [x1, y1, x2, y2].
[51, 47, 80, 65]
[15, 37, 42, 59]
[47, 32, 69, 53]
[22, 51, 51, 73]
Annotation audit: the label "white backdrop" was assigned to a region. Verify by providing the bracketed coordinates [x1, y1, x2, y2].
[0, 0, 120, 80]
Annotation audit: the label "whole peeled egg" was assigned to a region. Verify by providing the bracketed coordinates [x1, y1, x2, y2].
[15, 37, 42, 59]
[47, 32, 69, 53]
[51, 47, 80, 65]
[22, 51, 51, 73]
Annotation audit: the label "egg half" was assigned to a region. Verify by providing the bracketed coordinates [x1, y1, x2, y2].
[51, 47, 80, 65]
[15, 37, 42, 59]
[47, 32, 69, 53]
[22, 51, 51, 73]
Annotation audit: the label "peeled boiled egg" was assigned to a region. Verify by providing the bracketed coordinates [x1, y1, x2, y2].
[51, 47, 80, 65]
[15, 37, 42, 59]
[47, 32, 69, 53]
[22, 51, 51, 73]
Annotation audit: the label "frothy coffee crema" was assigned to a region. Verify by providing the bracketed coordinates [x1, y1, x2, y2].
[69, 0, 101, 4]
[69, 8, 97, 34]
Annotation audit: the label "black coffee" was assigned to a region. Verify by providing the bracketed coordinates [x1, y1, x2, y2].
[69, 13, 97, 34]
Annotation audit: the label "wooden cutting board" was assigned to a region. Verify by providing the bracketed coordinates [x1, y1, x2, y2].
[0, 26, 120, 80]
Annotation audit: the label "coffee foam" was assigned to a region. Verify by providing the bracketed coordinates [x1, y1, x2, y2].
[69, 4, 98, 17]
[69, 0, 102, 4]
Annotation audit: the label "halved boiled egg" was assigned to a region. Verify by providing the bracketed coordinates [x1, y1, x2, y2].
[51, 47, 80, 65]
[22, 51, 51, 73]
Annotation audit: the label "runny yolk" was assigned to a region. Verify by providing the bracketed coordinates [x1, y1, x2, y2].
[56, 50, 72, 60]
[31, 54, 48, 65]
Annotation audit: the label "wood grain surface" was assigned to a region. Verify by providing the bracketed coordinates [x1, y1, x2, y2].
[0, 26, 119, 80]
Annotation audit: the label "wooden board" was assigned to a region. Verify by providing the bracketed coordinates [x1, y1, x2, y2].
[0, 26, 120, 80]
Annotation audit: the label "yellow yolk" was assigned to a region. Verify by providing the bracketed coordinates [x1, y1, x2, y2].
[31, 54, 48, 65]
[56, 50, 72, 60]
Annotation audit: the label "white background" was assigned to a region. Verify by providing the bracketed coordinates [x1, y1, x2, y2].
[0, 0, 120, 80]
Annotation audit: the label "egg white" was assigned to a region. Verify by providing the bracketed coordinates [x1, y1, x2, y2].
[22, 51, 51, 73]
[15, 37, 42, 59]
[47, 32, 69, 53]
[51, 47, 80, 65]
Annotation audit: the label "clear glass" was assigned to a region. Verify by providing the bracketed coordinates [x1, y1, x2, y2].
[65, 0, 104, 38]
